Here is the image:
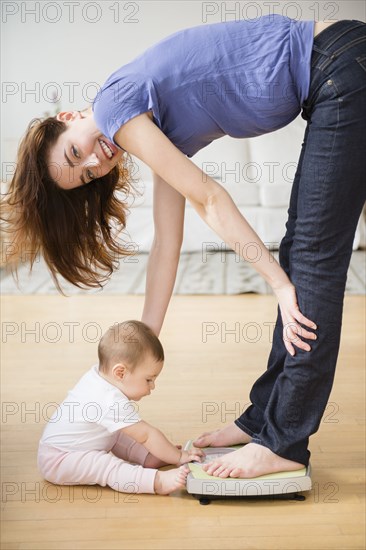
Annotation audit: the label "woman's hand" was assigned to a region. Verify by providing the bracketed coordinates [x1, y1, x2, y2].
[273, 282, 318, 356]
[178, 448, 205, 465]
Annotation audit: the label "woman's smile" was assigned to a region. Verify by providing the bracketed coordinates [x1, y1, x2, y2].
[98, 137, 118, 160]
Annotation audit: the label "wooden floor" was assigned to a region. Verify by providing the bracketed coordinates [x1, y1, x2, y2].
[1, 294, 365, 550]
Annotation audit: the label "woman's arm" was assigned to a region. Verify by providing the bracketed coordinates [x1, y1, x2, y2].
[141, 172, 186, 336]
[114, 114, 318, 355]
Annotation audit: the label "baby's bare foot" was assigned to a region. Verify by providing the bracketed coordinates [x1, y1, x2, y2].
[154, 467, 189, 495]
[193, 422, 252, 448]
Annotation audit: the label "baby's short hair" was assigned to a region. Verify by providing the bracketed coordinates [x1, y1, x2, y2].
[98, 320, 164, 373]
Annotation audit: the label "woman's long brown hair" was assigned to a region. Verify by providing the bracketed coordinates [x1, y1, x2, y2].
[0, 116, 140, 294]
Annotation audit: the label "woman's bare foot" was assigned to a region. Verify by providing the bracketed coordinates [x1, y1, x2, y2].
[202, 442, 305, 478]
[193, 422, 252, 448]
[154, 467, 189, 495]
[144, 445, 182, 469]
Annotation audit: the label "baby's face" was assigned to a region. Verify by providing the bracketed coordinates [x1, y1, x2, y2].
[121, 355, 163, 401]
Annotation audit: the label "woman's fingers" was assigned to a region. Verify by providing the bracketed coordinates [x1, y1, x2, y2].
[283, 320, 318, 351]
[284, 340, 296, 357]
[283, 336, 298, 356]
[275, 282, 318, 356]
[293, 310, 317, 331]
[283, 324, 312, 352]
[290, 322, 317, 342]
[298, 327, 317, 341]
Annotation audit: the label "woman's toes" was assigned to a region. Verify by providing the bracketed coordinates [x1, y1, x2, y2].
[229, 467, 243, 478]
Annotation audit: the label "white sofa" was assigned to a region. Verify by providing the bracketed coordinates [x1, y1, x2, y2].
[125, 114, 366, 253]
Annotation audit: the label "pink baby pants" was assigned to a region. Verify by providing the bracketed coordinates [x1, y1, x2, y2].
[37, 431, 157, 494]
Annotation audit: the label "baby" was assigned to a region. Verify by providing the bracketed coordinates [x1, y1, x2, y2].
[38, 320, 203, 495]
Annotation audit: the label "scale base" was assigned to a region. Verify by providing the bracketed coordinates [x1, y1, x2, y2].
[193, 492, 306, 505]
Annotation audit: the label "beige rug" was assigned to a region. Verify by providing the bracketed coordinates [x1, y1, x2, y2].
[1, 251, 365, 295]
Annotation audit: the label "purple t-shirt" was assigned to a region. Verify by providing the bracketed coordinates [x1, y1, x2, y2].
[92, 14, 315, 158]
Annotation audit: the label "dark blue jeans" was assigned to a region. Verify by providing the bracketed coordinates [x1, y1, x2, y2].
[235, 20, 366, 466]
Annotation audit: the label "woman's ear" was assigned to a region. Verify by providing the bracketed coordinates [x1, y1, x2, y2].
[55, 111, 80, 122]
[111, 363, 128, 381]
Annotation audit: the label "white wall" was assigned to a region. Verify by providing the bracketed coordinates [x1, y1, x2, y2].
[1, 0, 365, 182]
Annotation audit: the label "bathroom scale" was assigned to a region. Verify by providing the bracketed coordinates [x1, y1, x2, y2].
[184, 440, 312, 505]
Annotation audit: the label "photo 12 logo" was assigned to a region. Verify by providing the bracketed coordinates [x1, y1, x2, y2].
[1, 481, 140, 503]
[1, 1, 140, 24]
[201, 1, 340, 23]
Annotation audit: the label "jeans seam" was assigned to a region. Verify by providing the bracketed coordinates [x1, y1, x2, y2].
[318, 36, 366, 71]
[313, 20, 365, 52]
[303, 69, 340, 116]
[356, 56, 366, 73]
[303, 86, 340, 285]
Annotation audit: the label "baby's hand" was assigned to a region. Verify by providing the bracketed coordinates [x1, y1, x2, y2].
[178, 447, 205, 465]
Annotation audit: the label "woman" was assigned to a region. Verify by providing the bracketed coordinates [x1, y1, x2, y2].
[2, 15, 365, 478]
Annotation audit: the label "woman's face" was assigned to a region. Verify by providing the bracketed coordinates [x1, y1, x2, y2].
[48, 107, 124, 190]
